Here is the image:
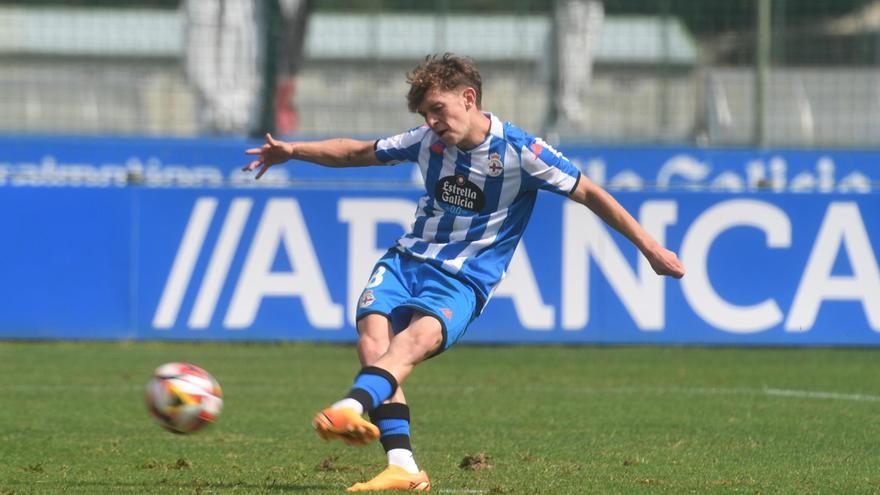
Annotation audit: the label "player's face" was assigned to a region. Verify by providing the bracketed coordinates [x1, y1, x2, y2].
[418, 87, 473, 147]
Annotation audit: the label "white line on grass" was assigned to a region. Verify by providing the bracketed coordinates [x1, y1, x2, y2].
[762, 387, 880, 402]
[531, 385, 880, 403]
[660, 386, 880, 402]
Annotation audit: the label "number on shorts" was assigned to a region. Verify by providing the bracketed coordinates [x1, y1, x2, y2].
[366, 266, 386, 288]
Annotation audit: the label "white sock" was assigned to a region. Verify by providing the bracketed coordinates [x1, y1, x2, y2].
[387, 448, 419, 474]
[330, 398, 364, 415]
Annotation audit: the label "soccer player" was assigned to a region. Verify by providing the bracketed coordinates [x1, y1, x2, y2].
[243, 53, 685, 492]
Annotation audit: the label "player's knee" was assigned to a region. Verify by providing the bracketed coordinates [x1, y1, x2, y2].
[358, 334, 383, 353]
[399, 326, 443, 359]
[358, 331, 388, 356]
[357, 317, 391, 360]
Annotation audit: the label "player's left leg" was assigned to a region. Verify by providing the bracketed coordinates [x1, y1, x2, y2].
[315, 255, 475, 491]
[345, 312, 438, 492]
[345, 268, 478, 491]
[346, 464, 430, 492]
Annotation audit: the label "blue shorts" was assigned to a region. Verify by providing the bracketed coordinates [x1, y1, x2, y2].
[355, 250, 477, 355]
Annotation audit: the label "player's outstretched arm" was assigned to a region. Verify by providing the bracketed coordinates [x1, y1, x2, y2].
[242, 133, 381, 179]
[569, 175, 685, 279]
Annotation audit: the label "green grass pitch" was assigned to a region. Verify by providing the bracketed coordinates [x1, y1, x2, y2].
[1, 341, 879, 494]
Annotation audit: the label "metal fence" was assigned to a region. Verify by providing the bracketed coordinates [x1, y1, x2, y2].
[0, 0, 878, 147]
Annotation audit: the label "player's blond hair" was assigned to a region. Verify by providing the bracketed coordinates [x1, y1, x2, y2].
[406, 53, 483, 113]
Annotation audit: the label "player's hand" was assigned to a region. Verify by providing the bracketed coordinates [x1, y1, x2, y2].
[647, 247, 685, 279]
[242, 133, 293, 180]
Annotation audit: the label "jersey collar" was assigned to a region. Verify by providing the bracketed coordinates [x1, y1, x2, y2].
[455, 112, 504, 153]
[487, 113, 504, 139]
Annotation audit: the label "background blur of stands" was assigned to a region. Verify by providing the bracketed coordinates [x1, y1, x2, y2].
[1, 0, 879, 147]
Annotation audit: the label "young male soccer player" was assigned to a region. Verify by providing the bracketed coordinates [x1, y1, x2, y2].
[243, 53, 685, 492]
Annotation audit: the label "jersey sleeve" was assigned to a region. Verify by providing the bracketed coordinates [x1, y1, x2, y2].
[374, 125, 430, 165]
[520, 137, 581, 195]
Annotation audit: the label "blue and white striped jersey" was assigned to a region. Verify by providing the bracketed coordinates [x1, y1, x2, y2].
[374, 113, 581, 311]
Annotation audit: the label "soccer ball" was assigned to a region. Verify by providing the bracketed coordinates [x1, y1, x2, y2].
[144, 362, 223, 434]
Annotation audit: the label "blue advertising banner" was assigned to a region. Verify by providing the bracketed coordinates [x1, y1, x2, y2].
[2, 136, 879, 344]
[0, 187, 133, 338]
[1, 135, 877, 192]
[3, 186, 879, 345]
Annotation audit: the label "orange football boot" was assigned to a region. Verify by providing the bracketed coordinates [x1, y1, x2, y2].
[312, 407, 379, 446]
[346, 465, 431, 492]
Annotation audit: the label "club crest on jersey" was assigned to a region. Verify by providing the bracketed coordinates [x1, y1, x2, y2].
[486, 152, 503, 177]
[358, 290, 375, 308]
[435, 175, 485, 216]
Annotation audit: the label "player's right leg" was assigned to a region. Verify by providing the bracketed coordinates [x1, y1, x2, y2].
[312, 257, 409, 446]
[356, 314, 407, 409]
[346, 314, 430, 492]
[359, 315, 423, 472]
[311, 316, 395, 446]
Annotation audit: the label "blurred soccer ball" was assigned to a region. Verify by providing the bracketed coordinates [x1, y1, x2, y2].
[145, 362, 223, 434]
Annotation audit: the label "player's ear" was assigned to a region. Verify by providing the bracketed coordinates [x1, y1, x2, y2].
[462, 87, 477, 110]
